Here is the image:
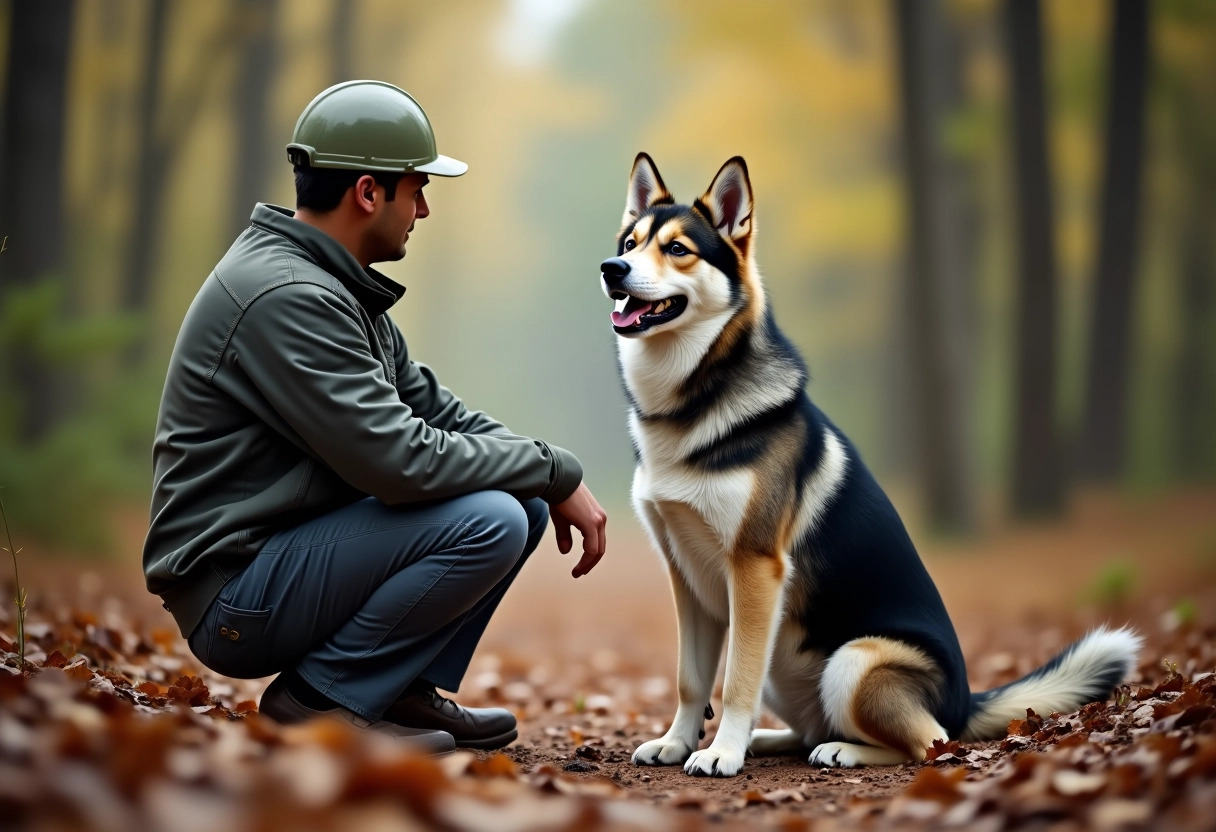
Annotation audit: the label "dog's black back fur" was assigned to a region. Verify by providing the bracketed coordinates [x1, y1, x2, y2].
[792, 406, 972, 738]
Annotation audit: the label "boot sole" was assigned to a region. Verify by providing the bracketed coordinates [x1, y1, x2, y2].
[455, 728, 518, 751]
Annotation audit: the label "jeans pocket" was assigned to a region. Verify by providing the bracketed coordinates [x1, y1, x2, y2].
[203, 601, 274, 679]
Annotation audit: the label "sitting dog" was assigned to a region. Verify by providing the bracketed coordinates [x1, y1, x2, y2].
[601, 153, 1140, 777]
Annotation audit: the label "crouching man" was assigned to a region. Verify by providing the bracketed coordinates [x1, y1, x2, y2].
[142, 81, 607, 755]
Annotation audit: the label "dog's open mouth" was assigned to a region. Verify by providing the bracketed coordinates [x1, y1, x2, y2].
[609, 292, 688, 333]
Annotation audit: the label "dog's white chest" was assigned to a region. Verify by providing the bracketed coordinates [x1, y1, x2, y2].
[632, 455, 755, 624]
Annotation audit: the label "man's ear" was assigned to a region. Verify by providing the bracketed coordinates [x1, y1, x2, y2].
[696, 157, 753, 247]
[354, 174, 378, 213]
[622, 152, 671, 226]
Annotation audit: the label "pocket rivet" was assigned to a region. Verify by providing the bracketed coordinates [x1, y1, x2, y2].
[219, 626, 229, 636]
[228, 630, 240, 641]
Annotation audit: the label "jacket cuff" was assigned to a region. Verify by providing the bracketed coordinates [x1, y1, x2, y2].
[541, 444, 583, 503]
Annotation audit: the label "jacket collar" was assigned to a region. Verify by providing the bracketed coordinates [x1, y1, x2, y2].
[250, 203, 406, 317]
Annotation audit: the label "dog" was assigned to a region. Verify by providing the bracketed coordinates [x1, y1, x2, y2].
[601, 153, 1141, 777]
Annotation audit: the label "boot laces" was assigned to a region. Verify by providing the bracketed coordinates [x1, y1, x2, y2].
[424, 687, 461, 717]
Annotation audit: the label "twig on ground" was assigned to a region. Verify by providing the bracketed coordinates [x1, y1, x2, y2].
[0, 489, 28, 672]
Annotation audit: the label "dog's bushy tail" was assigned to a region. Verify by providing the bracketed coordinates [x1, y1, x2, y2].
[962, 626, 1142, 741]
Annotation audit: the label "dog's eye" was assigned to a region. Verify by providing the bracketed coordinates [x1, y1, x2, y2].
[668, 242, 688, 256]
[624, 239, 636, 251]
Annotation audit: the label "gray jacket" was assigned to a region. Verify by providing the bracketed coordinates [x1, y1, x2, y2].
[144, 204, 582, 637]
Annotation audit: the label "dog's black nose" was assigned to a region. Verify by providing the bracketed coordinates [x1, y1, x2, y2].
[601, 257, 631, 290]
[600, 257, 631, 284]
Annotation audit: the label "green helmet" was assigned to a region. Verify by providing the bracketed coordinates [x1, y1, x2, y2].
[286, 80, 467, 176]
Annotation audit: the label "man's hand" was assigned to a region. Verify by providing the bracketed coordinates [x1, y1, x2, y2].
[549, 482, 607, 578]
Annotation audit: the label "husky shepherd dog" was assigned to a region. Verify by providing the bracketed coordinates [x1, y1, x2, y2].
[601, 153, 1141, 777]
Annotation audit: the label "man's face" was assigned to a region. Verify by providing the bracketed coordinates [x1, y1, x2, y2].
[366, 172, 430, 263]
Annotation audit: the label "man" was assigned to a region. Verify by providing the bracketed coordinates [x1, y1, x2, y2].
[142, 81, 607, 755]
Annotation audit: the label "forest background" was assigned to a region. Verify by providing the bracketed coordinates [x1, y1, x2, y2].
[1, 0, 1214, 599]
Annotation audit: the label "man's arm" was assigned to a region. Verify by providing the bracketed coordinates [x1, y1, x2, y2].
[230, 283, 582, 504]
[384, 316, 609, 576]
[386, 317, 515, 437]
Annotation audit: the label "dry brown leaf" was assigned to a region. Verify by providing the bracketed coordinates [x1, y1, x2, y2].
[467, 753, 518, 779]
[904, 765, 966, 806]
[925, 738, 966, 761]
[735, 789, 767, 808]
[64, 660, 94, 683]
[43, 650, 70, 668]
[342, 755, 450, 817]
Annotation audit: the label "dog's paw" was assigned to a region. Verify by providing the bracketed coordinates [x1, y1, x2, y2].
[632, 736, 695, 766]
[684, 745, 745, 777]
[809, 741, 864, 768]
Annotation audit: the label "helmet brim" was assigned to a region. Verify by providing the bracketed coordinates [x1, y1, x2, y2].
[414, 154, 468, 177]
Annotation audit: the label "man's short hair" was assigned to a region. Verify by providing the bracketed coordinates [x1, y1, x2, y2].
[293, 164, 403, 213]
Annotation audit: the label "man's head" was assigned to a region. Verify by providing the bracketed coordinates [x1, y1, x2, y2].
[293, 164, 430, 265]
[286, 81, 464, 266]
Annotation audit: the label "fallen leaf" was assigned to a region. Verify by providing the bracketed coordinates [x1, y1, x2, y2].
[43, 650, 70, 668]
[467, 753, 518, 779]
[904, 765, 966, 806]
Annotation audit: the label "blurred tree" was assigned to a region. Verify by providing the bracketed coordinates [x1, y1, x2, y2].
[230, 0, 281, 240]
[891, 0, 976, 534]
[1005, 0, 1066, 517]
[121, 1, 251, 364]
[331, 0, 354, 83]
[1078, 0, 1150, 482]
[1173, 190, 1216, 480]
[0, 0, 76, 442]
[120, 0, 169, 365]
[1160, 1, 1216, 480]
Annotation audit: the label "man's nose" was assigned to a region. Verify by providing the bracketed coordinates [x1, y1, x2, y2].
[600, 257, 630, 289]
[416, 194, 430, 220]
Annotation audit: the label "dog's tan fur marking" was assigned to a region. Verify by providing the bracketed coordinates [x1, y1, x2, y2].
[630, 214, 655, 244]
[852, 665, 941, 759]
[820, 637, 947, 764]
[721, 550, 786, 723]
[734, 418, 806, 559]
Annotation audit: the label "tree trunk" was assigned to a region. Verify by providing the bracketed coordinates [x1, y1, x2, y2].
[1078, 0, 1150, 482]
[1172, 201, 1216, 480]
[0, 0, 76, 442]
[120, 0, 169, 366]
[230, 0, 281, 240]
[1004, 0, 1066, 517]
[331, 0, 354, 83]
[891, 0, 976, 534]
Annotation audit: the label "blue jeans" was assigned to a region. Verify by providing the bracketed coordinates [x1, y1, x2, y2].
[187, 491, 548, 721]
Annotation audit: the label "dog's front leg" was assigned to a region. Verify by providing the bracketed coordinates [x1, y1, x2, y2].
[632, 562, 725, 766]
[684, 552, 785, 777]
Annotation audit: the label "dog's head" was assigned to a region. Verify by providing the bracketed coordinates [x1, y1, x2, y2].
[602, 154, 759, 339]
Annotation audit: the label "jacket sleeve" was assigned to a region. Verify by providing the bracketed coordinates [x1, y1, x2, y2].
[386, 318, 515, 438]
[229, 283, 583, 504]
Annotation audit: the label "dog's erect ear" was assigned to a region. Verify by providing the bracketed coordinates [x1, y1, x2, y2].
[697, 157, 754, 246]
[623, 152, 671, 226]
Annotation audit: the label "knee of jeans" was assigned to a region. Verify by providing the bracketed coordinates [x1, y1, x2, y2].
[470, 490, 530, 568]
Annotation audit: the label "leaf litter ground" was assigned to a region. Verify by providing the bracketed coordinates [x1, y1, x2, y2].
[3, 488, 1216, 831]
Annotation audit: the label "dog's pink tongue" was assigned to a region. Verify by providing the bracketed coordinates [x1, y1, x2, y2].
[612, 300, 653, 328]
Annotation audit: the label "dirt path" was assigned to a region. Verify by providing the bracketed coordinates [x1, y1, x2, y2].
[4, 487, 1216, 829]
